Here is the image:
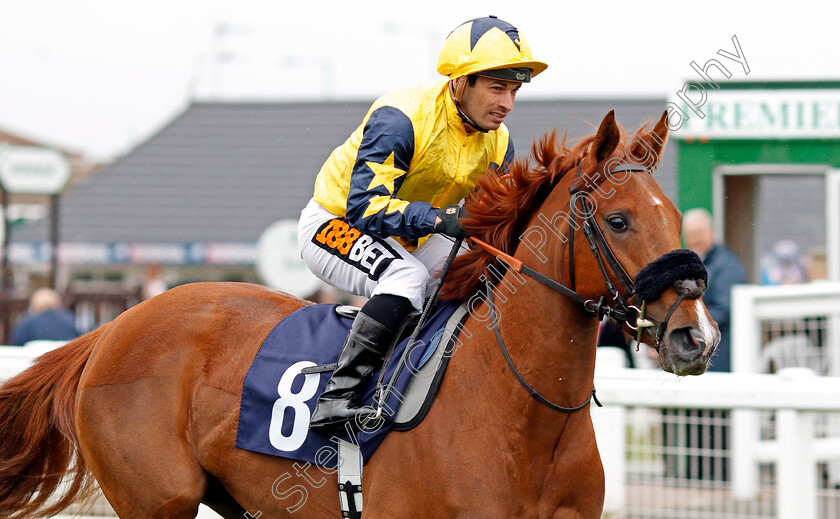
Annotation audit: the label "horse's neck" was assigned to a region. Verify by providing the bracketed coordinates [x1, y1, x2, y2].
[468, 273, 601, 432]
[441, 273, 603, 505]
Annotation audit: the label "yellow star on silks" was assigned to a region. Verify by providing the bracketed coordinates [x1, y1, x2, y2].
[366, 152, 406, 194]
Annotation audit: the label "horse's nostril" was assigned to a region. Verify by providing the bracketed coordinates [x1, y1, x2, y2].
[664, 327, 714, 375]
[689, 328, 707, 350]
[670, 328, 701, 359]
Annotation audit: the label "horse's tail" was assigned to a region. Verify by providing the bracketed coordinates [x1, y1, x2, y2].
[0, 326, 106, 518]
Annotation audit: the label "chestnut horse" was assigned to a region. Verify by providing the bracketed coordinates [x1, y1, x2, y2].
[0, 110, 717, 519]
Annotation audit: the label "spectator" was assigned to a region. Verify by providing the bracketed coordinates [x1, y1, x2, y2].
[10, 288, 80, 346]
[760, 239, 808, 285]
[682, 208, 747, 373]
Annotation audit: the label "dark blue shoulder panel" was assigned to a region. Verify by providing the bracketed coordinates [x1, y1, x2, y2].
[503, 134, 515, 171]
[355, 106, 414, 171]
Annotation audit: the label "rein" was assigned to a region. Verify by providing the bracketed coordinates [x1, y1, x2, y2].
[371, 237, 464, 422]
[469, 237, 639, 324]
[469, 162, 709, 414]
[484, 277, 602, 412]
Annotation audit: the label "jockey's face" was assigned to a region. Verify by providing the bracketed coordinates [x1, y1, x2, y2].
[460, 76, 522, 131]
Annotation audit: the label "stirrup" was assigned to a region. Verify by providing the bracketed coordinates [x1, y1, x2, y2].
[310, 405, 390, 436]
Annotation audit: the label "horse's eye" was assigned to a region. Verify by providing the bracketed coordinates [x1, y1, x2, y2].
[608, 215, 628, 232]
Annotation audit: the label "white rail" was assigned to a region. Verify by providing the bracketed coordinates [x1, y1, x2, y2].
[732, 282, 840, 376]
[728, 281, 840, 517]
[593, 359, 840, 519]
[0, 341, 68, 379]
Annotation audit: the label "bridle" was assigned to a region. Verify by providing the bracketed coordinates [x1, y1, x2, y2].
[471, 162, 708, 413]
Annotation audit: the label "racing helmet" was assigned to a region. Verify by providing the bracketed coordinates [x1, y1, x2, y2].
[436, 15, 548, 83]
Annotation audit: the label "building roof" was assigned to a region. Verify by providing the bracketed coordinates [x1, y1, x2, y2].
[0, 128, 43, 147]
[11, 98, 673, 264]
[504, 98, 675, 197]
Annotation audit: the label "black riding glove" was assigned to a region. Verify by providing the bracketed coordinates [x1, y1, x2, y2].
[435, 205, 469, 239]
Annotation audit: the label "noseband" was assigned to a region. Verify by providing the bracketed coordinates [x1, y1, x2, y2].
[472, 162, 708, 413]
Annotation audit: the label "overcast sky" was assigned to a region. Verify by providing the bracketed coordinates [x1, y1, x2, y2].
[0, 0, 837, 160]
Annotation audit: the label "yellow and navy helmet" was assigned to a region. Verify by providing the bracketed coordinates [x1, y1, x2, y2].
[437, 15, 547, 82]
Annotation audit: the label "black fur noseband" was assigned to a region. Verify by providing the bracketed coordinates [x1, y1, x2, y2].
[633, 249, 708, 303]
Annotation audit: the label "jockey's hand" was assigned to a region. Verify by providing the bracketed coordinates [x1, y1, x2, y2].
[435, 205, 469, 239]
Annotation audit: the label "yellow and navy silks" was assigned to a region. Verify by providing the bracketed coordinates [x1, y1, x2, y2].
[312, 78, 513, 249]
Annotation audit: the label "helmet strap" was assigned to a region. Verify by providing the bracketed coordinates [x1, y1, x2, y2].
[450, 77, 468, 106]
[448, 78, 490, 133]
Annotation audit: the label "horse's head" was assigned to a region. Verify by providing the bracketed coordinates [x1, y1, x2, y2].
[442, 110, 719, 376]
[551, 110, 719, 375]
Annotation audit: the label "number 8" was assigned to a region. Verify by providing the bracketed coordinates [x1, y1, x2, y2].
[269, 361, 321, 451]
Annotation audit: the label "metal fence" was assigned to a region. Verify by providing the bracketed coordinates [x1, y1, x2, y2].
[594, 283, 840, 519]
[730, 282, 840, 517]
[594, 362, 840, 519]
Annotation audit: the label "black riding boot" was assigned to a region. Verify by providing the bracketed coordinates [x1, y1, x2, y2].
[309, 312, 394, 436]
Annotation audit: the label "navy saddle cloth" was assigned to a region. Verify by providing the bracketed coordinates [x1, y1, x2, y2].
[236, 301, 458, 468]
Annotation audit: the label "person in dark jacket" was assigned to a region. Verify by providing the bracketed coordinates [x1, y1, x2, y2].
[682, 208, 747, 372]
[10, 288, 79, 346]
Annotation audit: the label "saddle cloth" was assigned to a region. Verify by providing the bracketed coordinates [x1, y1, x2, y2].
[235, 300, 468, 468]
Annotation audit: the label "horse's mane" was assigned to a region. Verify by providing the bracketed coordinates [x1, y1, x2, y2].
[440, 120, 657, 301]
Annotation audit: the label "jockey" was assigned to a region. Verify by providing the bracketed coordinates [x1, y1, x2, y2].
[298, 15, 547, 435]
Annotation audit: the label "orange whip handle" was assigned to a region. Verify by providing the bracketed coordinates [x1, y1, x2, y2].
[468, 237, 523, 272]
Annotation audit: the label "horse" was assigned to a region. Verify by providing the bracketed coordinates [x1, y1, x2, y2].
[0, 110, 718, 519]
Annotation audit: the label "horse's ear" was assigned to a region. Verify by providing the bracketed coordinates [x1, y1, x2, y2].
[591, 110, 621, 163]
[628, 110, 669, 171]
[648, 110, 669, 166]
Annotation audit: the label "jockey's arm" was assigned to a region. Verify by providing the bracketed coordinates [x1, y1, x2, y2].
[345, 106, 438, 241]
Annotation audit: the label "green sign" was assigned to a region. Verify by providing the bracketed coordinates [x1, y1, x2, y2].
[669, 90, 840, 139]
[0, 144, 71, 194]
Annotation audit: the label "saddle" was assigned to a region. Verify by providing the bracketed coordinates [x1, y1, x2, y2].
[235, 300, 469, 466]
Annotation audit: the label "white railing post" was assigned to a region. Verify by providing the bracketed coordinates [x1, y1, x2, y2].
[829, 313, 840, 377]
[731, 285, 762, 500]
[593, 348, 628, 514]
[594, 404, 626, 514]
[777, 408, 816, 519]
[776, 368, 817, 519]
[732, 408, 760, 500]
